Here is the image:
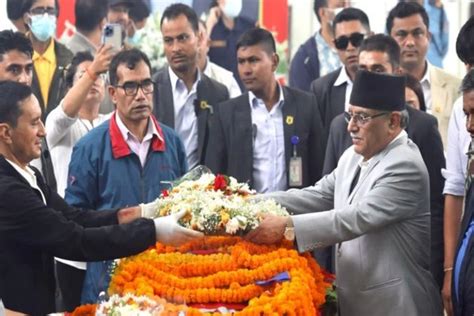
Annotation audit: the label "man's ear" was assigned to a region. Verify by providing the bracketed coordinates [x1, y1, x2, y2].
[0, 123, 13, 144]
[389, 112, 402, 129]
[108, 85, 118, 105]
[271, 52, 280, 72]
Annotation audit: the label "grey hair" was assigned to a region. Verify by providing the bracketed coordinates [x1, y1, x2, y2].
[399, 109, 409, 129]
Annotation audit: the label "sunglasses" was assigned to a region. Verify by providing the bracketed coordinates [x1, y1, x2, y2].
[334, 32, 365, 50]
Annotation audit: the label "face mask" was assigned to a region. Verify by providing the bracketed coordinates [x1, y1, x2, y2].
[127, 29, 144, 46]
[29, 14, 56, 42]
[221, 0, 242, 19]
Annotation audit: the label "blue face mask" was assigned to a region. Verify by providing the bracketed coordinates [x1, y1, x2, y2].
[127, 27, 145, 46]
[29, 14, 56, 42]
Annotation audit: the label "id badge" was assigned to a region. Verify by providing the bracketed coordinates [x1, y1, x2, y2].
[289, 156, 303, 187]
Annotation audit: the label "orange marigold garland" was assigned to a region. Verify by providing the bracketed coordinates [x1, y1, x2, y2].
[107, 236, 330, 315]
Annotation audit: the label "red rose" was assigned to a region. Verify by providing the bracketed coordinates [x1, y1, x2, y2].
[213, 174, 228, 191]
[161, 189, 169, 197]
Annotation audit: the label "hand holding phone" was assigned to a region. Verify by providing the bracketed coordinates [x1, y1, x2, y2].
[102, 23, 123, 51]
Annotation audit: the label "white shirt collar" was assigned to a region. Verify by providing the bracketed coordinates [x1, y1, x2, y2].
[168, 66, 201, 93]
[115, 112, 161, 143]
[248, 83, 285, 109]
[6, 158, 46, 203]
[334, 67, 353, 87]
[420, 61, 431, 85]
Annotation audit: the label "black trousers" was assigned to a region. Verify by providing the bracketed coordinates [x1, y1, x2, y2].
[55, 261, 86, 312]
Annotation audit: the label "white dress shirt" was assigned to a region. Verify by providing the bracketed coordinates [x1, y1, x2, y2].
[45, 101, 109, 198]
[169, 67, 200, 169]
[420, 61, 433, 113]
[249, 85, 286, 193]
[45, 102, 109, 270]
[334, 67, 353, 111]
[115, 112, 161, 167]
[203, 58, 241, 98]
[442, 96, 471, 196]
[7, 158, 46, 204]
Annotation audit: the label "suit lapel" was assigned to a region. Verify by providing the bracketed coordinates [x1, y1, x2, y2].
[235, 94, 254, 185]
[331, 83, 346, 120]
[196, 76, 215, 163]
[281, 87, 296, 169]
[430, 68, 448, 115]
[155, 69, 175, 128]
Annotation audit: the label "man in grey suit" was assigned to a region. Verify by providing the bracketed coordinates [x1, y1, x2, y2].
[248, 70, 442, 315]
[153, 3, 229, 169]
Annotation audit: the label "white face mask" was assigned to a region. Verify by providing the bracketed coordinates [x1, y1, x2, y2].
[221, 0, 242, 19]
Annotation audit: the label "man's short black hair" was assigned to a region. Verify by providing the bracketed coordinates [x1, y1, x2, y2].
[461, 69, 474, 94]
[456, 16, 474, 66]
[65, 51, 94, 88]
[360, 34, 400, 69]
[333, 8, 371, 34]
[0, 81, 32, 128]
[129, 0, 151, 23]
[236, 28, 276, 55]
[313, 0, 328, 22]
[7, 0, 27, 20]
[386, 2, 429, 34]
[405, 73, 426, 111]
[109, 48, 152, 86]
[160, 3, 199, 33]
[22, 0, 61, 18]
[75, 0, 108, 33]
[0, 30, 33, 62]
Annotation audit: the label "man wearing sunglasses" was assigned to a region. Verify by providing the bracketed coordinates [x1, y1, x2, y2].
[310, 7, 371, 132]
[65, 48, 188, 304]
[289, 0, 348, 92]
[323, 34, 446, 291]
[387, 1, 460, 146]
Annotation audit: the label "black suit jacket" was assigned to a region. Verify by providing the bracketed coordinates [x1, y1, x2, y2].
[205, 86, 325, 190]
[0, 156, 155, 315]
[310, 67, 347, 130]
[152, 67, 229, 165]
[323, 107, 446, 288]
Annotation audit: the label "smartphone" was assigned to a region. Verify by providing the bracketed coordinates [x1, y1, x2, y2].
[102, 23, 123, 51]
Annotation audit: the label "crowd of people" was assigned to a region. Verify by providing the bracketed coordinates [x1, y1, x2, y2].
[0, 0, 473, 315]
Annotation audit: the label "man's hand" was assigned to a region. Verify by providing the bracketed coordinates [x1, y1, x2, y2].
[154, 210, 204, 246]
[245, 214, 288, 245]
[206, 6, 221, 34]
[117, 206, 141, 224]
[139, 200, 160, 218]
[88, 44, 115, 76]
[442, 271, 454, 316]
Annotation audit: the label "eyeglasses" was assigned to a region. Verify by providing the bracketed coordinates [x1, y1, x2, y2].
[334, 32, 365, 50]
[115, 79, 154, 96]
[30, 6, 57, 16]
[344, 111, 389, 126]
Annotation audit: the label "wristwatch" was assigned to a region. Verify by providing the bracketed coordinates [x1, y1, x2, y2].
[284, 217, 295, 241]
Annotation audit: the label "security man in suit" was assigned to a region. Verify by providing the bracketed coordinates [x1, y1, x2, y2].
[205, 28, 325, 192]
